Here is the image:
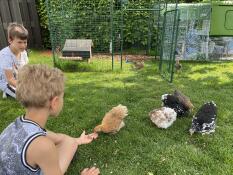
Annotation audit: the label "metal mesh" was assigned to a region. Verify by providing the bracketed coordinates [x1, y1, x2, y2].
[176, 3, 233, 60]
[175, 3, 212, 60]
[47, 0, 113, 52]
[159, 6, 179, 82]
[46, 0, 117, 71]
[46, 0, 165, 71]
[46, 0, 180, 74]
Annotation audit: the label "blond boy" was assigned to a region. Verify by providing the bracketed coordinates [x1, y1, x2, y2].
[0, 64, 100, 175]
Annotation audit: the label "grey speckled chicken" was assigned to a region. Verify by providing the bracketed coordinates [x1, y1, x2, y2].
[189, 101, 217, 135]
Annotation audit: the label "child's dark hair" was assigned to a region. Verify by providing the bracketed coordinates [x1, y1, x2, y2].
[7, 22, 28, 40]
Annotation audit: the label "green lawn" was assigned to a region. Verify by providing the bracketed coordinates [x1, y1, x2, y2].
[1, 50, 233, 175]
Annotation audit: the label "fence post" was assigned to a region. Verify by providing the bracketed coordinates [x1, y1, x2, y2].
[0, 0, 12, 48]
[0, 16, 7, 48]
[28, 0, 42, 48]
[19, 0, 33, 47]
[8, 0, 22, 22]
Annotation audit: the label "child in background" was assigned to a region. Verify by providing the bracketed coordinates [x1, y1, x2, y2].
[0, 22, 29, 98]
[0, 64, 100, 175]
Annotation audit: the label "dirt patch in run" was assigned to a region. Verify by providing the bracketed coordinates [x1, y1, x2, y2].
[43, 51, 155, 61]
[41, 50, 52, 57]
[92, 54, 153, 61]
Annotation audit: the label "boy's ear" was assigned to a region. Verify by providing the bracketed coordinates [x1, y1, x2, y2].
[8, 37, 13, 44]
[50, 96, 59, 110]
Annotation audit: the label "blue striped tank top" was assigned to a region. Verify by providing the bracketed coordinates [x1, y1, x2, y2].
[0, 115, 46, 175]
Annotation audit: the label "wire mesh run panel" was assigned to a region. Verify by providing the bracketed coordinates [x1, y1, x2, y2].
[62, 39, 93, 59]
[175, 3, 212, 60]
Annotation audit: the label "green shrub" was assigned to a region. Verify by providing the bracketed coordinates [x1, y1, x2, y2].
[36, 0, 51, 48]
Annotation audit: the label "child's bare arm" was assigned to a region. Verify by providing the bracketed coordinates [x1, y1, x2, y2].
[27, 136, 63, 175]
[76, 131, 98, 145]
[46, 130, 69, 145]
[46, 130, 98, 146]
[4, 69, 16, 87]
[45, 130, 98, 174]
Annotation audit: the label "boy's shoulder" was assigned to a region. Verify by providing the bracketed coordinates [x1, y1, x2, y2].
[29, 135, 56, 155]
[27, 135, 57, 164]
[0, 46, 11, 55]
[27, 135, 61, 174]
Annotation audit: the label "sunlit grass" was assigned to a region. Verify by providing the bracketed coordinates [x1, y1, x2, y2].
[0, 50, 233, 175]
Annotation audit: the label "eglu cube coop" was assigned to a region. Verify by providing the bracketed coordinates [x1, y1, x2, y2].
[61, 39, 93, 62]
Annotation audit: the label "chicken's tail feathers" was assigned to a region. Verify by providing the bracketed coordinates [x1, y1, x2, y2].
[116, 104, 128, 119]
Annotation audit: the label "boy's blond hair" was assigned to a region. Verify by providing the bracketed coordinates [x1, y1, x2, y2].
[7, 22, 28, 40]
[16, 64, 64, 108]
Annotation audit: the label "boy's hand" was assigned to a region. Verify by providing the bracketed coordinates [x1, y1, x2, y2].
[81, 167, 100, 175]
[76, 131, 98, 145]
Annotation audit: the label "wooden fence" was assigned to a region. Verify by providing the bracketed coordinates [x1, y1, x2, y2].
[0, 0, 42, 49]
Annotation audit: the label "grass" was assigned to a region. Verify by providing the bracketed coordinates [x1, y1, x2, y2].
[1, 50, 233, 175]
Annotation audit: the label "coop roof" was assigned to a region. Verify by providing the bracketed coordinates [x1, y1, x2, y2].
[62, 39, 93, 52]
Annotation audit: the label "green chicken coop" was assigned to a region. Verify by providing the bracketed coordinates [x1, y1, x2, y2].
[210, 1, 233, 36]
